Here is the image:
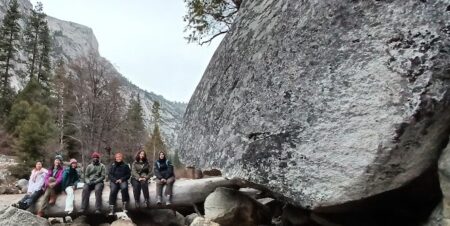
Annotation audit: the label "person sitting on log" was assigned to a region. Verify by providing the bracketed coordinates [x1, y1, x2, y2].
[37, 155, 64, 217]
[131, 150, 151, 208]
[62, 158, 80, 215]
[154, 151, 175, 205]
[12, 160, 48, 210]
[80, 152, 105, 214]
[108, 152, 131, 215]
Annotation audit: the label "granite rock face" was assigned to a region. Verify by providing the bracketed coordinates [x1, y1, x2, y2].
[179, 0, 450, 209]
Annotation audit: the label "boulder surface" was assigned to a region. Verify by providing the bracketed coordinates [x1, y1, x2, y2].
[178, 0, 450, 209]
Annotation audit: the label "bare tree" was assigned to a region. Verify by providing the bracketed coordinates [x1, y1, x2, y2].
[67, 52, 125, 168]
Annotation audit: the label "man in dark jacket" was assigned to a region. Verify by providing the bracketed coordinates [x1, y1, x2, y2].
[81, 152, 105, 214]
[108, 152, 130, 215]
[154, 151, 175, 205]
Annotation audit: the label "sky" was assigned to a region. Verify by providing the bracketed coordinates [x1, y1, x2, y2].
[30, 0, 222, 102]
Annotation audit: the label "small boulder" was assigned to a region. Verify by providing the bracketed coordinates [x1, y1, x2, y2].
[204, 187, 271, 226]
[281, 204, 309, 226]
[185, 213, 199, 225]
[239, 187, 262, 199]
[111, 219, 136, 226]
[16, 179, 28, 190]
[190, 217, 220, 226]
[0, 185, 6, 194]
[72, 215, 90, 226]
[136, 209, 185, 226]
[0, 205, 50, 226]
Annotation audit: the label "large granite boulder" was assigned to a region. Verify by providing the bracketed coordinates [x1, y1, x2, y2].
[178, 0, 450, 209]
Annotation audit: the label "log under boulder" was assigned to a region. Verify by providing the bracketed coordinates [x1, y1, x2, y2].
[3, 177, 239, 217]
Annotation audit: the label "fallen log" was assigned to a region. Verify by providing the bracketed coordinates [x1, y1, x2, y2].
[1, 177, 239, 217]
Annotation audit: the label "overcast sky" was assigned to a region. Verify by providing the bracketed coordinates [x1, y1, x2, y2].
[31, 0, 222, 102]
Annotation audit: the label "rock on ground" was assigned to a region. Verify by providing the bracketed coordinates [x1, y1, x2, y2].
[190, 217, 220, 226]
[178, 0, 450, 209]
[185, 213, 200, 226]
[131, 209, 185, 226]
[204, 187, 271, 226]
[423, 203, 444, 226]
[111, 219, 136, 226]
[0, 205, 49, 226]
[16, 179, 28, 191]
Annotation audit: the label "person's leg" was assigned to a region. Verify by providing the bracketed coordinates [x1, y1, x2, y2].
[155, 179, 163, 204]
[81, 184, 93, 211]
[131, 179, 140, 203]
[109, 182, 119, 206]
[48, 187, 57, 204]
[120, 181, 129, 212]
[64, 186, 75, 212]
[141, 180, 150, 201]
[165, 177, 176, 196]
[94, 183, 104, 211]
[38, 188, 51, 215]
[120, 181, 129, 202]
[30, 189, 44, 204]
[15, 194, 30, 209]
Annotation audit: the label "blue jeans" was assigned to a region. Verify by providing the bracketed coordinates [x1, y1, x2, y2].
[109, 181, 129, 205]
[18, 189, 43, 209]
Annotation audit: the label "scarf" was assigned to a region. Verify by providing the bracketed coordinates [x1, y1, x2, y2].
[30, 168, 46, 182]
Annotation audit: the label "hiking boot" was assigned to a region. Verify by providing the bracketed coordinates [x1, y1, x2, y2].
[108, 205, 115, 216]
[145, 199, 150, 208]
[156, 195, 162, 205]
[165, 195, 172, 205]
[122, 202, 128, 213]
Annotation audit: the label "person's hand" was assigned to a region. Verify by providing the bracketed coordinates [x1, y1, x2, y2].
[138, 178, 145, 182]
[48, 182, 55, 188]
[116, 179, 122, 184]
[161, 179, 166, 183]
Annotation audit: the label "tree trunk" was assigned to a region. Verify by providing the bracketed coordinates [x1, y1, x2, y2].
[6, 177, 239, 217]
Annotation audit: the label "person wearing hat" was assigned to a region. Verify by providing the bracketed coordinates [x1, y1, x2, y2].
[80, 152, 106, 214]
[108, 152, 131, 215]
[62, 158, 80, 214]
[37, 155, 64, 217]
[154, 151, 175, 205]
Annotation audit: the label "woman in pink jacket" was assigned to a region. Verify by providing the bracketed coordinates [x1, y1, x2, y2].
[37, 155, 64, 217]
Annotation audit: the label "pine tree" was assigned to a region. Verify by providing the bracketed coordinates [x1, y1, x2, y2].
[7, 79, 55, 168]
[15, 102, 54, 165]
[24, 2, 51, 87]
[37, 20, 51, 87]
[0, 0, 21, 118]
[123, 94, 146, 156]
[145, 124, 167, 163]
[145, 101, 167, 163]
